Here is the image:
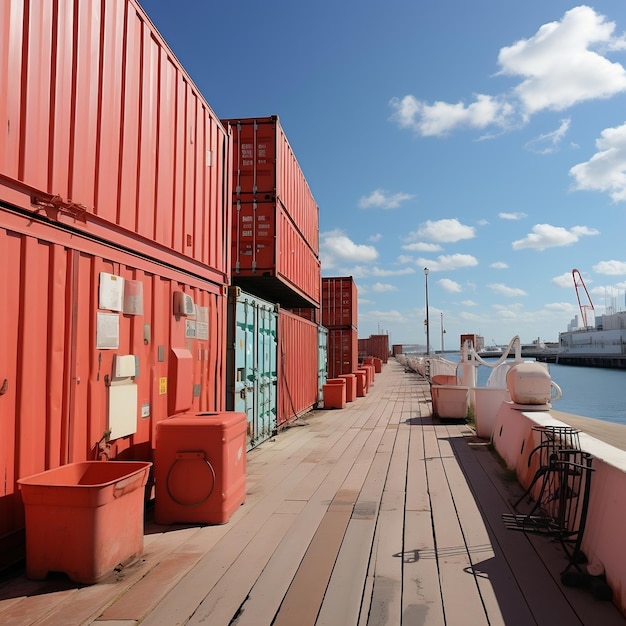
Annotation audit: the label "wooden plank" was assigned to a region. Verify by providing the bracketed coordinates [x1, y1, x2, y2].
[403, 412, 445, 625]
[426, 430, 490, 625]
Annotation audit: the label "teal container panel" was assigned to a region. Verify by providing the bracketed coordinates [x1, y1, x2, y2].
[318, 326, 328, 402]
[227, 288, 278, 450]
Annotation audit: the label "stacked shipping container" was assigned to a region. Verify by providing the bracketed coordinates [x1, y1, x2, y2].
[322, 277, 359, 379]
[359, 334, 390, 363]
[0, 0, 232, 566]
[0, 0, 329, 569]
[223, 116, 321, 309]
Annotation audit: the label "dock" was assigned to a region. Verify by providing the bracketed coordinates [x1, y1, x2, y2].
[1, 359, 625, 625]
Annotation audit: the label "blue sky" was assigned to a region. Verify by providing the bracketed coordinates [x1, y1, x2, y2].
[141, 0, 626, 348]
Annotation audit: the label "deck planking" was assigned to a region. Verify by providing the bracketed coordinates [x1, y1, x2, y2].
[1, 361, 625, 625]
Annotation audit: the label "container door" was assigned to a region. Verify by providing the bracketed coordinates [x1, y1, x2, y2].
[231, 296, 255, 447]
[318, 326, 328, 402]
[257, 303, 278, 447]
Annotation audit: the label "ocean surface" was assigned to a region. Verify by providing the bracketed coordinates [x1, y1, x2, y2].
[434, 353, 626, 426]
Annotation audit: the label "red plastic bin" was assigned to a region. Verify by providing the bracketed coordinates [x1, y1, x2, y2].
[155, 412, 247, 525]
[18, 461, 151, 584]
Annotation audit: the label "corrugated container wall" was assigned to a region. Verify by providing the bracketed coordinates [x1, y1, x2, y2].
[231, 201, 321, 307]
[321, 277, 358, 330]
[0, 216, 227, 563]
[358, 335, 390, 363]
[392, 344, 404, 356]
[277, 310, 320, 426]
[0, 0, 232, 284]
[224, 116, 321, 308]
[328, 329, 359, 379]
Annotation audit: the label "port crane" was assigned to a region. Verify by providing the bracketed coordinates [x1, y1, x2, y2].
[572, 269, 594, 328]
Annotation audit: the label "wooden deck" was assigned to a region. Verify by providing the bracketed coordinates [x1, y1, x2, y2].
[2, 359, 625, 625]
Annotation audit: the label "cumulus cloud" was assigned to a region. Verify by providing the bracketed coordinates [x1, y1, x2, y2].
[346, 265, 416, 279]
[499, 6, 626, 116]
[358, 189, 414, 209]
[570, 122, 626, 202]
[320, 229, 378, 269]
[512, 223, 599, 250]
[462, 299, 477, 306]
[490, 261, 509, 269]
[488, 283, 528, 297]
[438, 278, 462, 293]
[408, 218, 476, 243]
[552, 272, 577, 288]
[401, 242, 443, 252]
[593, 260, 626, 275]
[389, 94, 514, 137]
[369, 233, 383, 242]
[418, 254, 478, 271]
[389, 6, 626, 137]
[499, 212, 528, 220]
[372, 282, 397, 293]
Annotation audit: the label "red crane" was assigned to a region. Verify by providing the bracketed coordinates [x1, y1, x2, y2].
[572, 269, 594, 328]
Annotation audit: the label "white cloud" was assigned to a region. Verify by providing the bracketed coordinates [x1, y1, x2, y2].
[545, 302, 577, 313]
[524, 119, 571, 154]
[418, 254, 479, 271]
[462, 299, 477, 306]
[358, 189, 414, 209]
[488, 283, 528, 297]
[593, 260, 626, 275]
[408, 218, 476, 243]
[490, 261, 509, 269]
[389, 93, 513, 137]
[372, 282, 397, 293]
[370, 267, 416, 277]
[401, 242, 443, 252]
[499, 6, 626, 117]
[552, 272, 576, 288]
[570, 122, 626, 202]
[499, 211, 528, 220]
[320, 229, 378, 269]
[390, 7, 626, 137]
[369, 233, 383, 242]
[438, 278, 462, 293]
[512, 223, 599, 250]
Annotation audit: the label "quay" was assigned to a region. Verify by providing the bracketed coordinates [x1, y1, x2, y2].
[1, 360, 625, 626]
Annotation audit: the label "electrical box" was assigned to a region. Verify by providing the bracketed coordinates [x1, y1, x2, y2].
[174, 291, 195, 317]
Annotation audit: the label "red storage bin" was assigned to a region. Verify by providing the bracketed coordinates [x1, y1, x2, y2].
[155, 412, 247, 525]
[18, 461, 151, 584]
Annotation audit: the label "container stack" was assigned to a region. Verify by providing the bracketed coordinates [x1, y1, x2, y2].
[322, 277, 359, 379]
[359, 334, 390, 363]
[223, 116, 321, 309]
[221, 116, 324, 431]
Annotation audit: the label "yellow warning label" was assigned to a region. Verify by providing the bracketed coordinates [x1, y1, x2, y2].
[159, 377, 167, 395]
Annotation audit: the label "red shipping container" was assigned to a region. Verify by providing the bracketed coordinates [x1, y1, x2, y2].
[223, 116, 319, 253]
[328, 328, 359, 379]
[0, 211, 227, 567]
[322, 277, 358, 330]
[277, 310, 320, 426]
[0, 0, 232, 285]
[231, 200, 321, 308]
[288, 307, 320, 323]
[368, 335, 390, 363]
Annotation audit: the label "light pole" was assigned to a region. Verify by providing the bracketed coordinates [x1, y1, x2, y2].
[440, 311, 446, 354]
[424, 267, 430, 355]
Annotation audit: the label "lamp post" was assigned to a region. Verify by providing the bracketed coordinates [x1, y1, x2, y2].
[424, 267, 430, 355]
[440, 311, 446, 354]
